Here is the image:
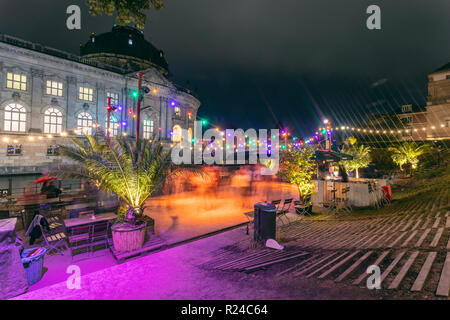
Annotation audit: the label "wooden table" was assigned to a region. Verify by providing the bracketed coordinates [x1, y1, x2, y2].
[64, 212, 118, 228]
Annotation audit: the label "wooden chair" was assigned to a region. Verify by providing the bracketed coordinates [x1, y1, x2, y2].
[294, 200, 311, 216]
[90, 221, 110, 255]
[39, 224, 68, 255]
[276, 198, 293, 226]
[67, 225, 91, 260]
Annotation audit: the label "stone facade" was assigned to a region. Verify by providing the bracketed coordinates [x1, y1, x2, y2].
[398, 64, 450, 141]
[0, 34, 200, 175]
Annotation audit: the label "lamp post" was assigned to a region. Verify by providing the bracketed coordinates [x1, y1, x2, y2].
[106, 96, 112, 138]
[136, 72, 144, 146]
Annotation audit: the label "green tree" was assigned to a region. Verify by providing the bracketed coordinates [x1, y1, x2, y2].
[388, 142, 428, 174]
[87, 0, 164, 29]
[51, 132, 188, 223]
[278, 147, 316, 203]
[342, 144, 371, 179]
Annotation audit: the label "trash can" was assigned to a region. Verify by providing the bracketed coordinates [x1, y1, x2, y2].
[21, 247, 46, 285]
[254, 202, 277, 243]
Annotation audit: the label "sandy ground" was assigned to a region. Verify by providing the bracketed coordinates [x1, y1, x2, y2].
[13, 226, 379, 300]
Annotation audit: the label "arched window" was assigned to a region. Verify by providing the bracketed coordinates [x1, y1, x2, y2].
[77, 112, 93, 135]
[143, 119, 154, 139]
[172, 125, 182, 142]
[106, 116, 119, 137]
[4, 103, 26, 132]
[44, 107, 63, 134]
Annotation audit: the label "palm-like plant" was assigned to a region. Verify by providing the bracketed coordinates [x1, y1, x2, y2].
[51, 132, 183, 223]
[342, 144, 371, 179]
[388, 142, 427, 173]
[278, 146, 316, 203]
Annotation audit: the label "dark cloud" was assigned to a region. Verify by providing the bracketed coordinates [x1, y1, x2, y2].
[0, 0, 448, 136]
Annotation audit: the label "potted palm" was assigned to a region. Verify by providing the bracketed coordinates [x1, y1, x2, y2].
[52, 132, 182, 253]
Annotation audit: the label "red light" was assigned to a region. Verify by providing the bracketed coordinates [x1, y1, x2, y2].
[158, 127, 162, 131]
[128, 109, 133, 115]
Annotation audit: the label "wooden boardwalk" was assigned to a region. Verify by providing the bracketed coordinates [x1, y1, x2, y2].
[199, 187, 450, 298]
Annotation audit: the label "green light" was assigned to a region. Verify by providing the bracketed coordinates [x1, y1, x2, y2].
[131, 90, 138, 98]
[281, 144, 286, 149]
[292, 137, 297, 141]
[202, 120, 207, 125]
[191, 138, 195, 143]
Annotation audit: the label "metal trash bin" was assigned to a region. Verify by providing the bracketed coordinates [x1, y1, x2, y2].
[21, 247, 46, 285]
[254, 202, 277, 243]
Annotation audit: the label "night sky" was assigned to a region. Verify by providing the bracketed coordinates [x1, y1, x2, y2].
[0, 0, 449, 138]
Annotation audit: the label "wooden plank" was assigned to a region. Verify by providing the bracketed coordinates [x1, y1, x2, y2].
[245, 251, 310, 272]
[430, 227, 444, 247]
[410, 218, 422, 231]
[436, 252, 450, 297]
[388, 251, 419, 289]
[415, 228, 431, 247]
[380, 251, 406, 284]
[400, 219, 414, 232]
[318, 251, 360, 279]
[401, 230, 418, 247]
[420, 219, 431, 230]
[432, 217, 441, 229]
[276, 254, 318, 277]
[411, 252, 437, 291]
[353, 250, 390, 285]
[387, 232, 407, 248]
[294, 252, 340, 276]
[305, 252, 350, 278]
[446, 217, 450, 228]
[335, 251, 373, 282]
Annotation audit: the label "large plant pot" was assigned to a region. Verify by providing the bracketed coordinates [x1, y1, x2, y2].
[111, 221, 147, 253]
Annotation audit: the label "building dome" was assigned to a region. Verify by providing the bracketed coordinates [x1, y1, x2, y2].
[80, 25, 168, 74]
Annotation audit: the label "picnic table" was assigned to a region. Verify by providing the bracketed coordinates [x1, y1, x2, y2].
[64, 212, 118, 228]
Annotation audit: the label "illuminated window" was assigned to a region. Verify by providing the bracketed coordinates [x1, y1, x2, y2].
[7, 144, 22, 156]
[46, 80, 63, 96]
[172, 125, 182, 142]
[143, 119, 154, 139]
[77, 112, 93, 135]
[79, 87, 93, 101]
[6, 72, 27, 91]
[106, 116, 119, 137]
[43, 107, 63, 134]
[174, 107, 181, 117]
[4, 103, 26, 132]
[106, 92, 119, 106]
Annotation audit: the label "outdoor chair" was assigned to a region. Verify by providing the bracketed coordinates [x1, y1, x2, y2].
[294, 200, 311, 216]
[39, 224, 68, 256]
[271, 200, 281, 211]
[67, 225, 91, 260]
[90, 221, 110, 255]
[276, 198, 293, 226]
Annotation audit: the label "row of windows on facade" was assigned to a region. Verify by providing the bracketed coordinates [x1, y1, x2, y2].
[6, 71, 120, 103]
[2, 102, 156, 139]
[5, 72, 190, 121]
